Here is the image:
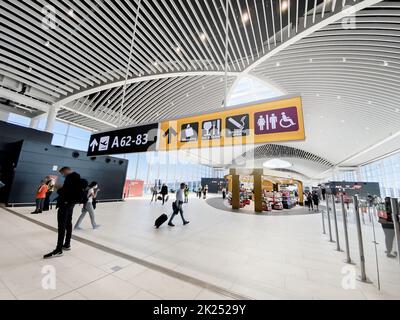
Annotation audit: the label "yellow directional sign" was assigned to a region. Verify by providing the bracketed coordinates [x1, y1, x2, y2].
[158, 96, 305, 151]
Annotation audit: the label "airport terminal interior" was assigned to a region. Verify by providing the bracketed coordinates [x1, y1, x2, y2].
[1, 0, 400, 300]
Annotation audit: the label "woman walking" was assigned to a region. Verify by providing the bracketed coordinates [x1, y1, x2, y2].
[74, 182, 101, 230]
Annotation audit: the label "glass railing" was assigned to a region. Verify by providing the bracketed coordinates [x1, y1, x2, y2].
[322, 194, 400, 295]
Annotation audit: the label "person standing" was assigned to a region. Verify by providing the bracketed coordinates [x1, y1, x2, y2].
[379, 197, 397, 258]
[168, 183, 190, 227]
[312, 191, 320, 212]
[44, 167, 82, 259]
[184, 185, 189, 203]
[306, 192, 314, 212]
[74, 182, 101, 230]
[31, 181, 48, 214]
[43, 176, 55, 211]
[160, 183, 169, 205]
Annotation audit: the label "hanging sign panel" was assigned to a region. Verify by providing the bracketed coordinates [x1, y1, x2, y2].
[87, 123, 158, 156]
[87, 96, 305, 156]
[158, 96, 305, 151]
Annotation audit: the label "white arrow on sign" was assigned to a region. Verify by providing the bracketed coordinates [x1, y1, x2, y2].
[90, 139, 99, 152]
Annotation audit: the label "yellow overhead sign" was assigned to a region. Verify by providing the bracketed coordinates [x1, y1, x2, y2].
[158, 96, 305, 151]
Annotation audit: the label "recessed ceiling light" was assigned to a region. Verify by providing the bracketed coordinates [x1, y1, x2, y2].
[44, 40, 50, 47]
[68, 9, 74, 16]
[263, 159, 292, 169]
[383, 61, 389, 67]
[276, 62, 280, 67]
[242, 12, 250, 24]
[368, 101, 372, 105]
[153, 61, 158, 67]
[199, 33, 207, 42]
[309, 58, 313, 63]
[342, 58, 347, 62]
[27, 66, 32, 72]
[316, 93, 320, 97]
[281, 1, 288, 12]
[175, 46, 182, 54]
[337, 96, 341, 99]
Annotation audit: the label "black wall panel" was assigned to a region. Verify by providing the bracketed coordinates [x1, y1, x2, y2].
[7, 141, 128, 205]
[0, 120, 53, 146]
[0, 122, 128, 205]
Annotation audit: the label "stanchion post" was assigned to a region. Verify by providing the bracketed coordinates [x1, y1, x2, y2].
[326, 194, 334, 242]
[390, 198, 400, 265]
[321, 201, 326, 235]
[354, 196, 369, 282]
[341, 195, 352, 264]
[331, 194, 341, 251]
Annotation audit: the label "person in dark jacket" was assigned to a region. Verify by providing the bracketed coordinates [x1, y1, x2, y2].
[160, 183, 169, 205]
[312, 191, 320, 212]
[44, 167, 82, 259]
[380, 197, 397, 258]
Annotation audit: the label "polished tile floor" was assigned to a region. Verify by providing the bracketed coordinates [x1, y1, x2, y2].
[3, 195, 400, 300]
[0, 206, 227, 300]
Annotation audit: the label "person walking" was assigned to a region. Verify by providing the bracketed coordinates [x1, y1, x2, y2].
[379, 197, 397, 258]
[222, 187, 227, 200]
[312, 191, 320, 212]
[197, 186, 202, 199]
[168, 183, 190, 227]
[160, 183, 169, 205]
[184, 185, 189, 203]
[43, 176, 55, 211]
[31, 181, 48, 214]
[150, 185, 158, 203]
[203, 185, 208, 199]
[44, 167, 82, 259]
[74, 182, 101, 230]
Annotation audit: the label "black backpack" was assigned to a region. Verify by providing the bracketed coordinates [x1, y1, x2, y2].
[79, 179, 89, 204]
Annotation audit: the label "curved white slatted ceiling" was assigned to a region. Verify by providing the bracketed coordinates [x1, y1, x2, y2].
[1, 0, 397, 178]
[251, 0, 400, 171]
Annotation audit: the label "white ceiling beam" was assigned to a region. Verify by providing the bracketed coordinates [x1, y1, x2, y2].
[0, 87, 51, 113]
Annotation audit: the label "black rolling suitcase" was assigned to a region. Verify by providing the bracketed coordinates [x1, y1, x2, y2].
[155, 214, 168, 229]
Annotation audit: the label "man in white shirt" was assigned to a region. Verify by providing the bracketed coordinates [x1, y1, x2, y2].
[168, 183, 190, 227]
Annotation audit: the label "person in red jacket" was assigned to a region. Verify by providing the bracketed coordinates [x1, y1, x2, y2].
[31, 181, 48, 214]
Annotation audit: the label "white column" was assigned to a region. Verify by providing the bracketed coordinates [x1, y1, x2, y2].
[0, 110, 9, 122]
[30, 117, 40, 129]
[45, 106, 59, 133]
[355, 166, 363, 181]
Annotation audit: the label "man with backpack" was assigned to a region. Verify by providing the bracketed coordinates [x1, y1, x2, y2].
[44, 167, 84, 259]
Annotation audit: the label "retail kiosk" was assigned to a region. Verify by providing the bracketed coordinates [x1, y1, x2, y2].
[225, 169, 304, 214]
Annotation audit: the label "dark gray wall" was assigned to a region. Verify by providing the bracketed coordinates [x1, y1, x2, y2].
[201, 178, 227, 194]
[0, 121, 128, 205]
[324, 181, 381, 198]
[7, 141, 128, 205]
